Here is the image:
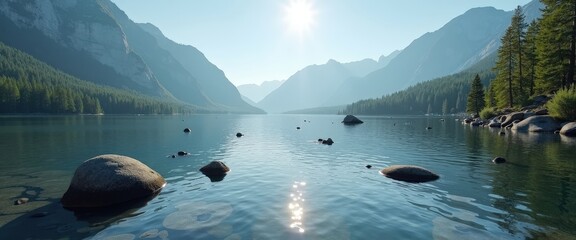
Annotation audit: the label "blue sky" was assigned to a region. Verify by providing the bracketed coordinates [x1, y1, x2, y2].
[110, 0, 532, 86]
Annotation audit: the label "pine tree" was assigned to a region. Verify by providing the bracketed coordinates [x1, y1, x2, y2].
[511, 6, 528, 104]
[467, 74, 485, 116]
[493, 27, 515, 107]
[536, 0, 576, 93]
[442, 98, 449, 115]
[524, 20, 539, 96]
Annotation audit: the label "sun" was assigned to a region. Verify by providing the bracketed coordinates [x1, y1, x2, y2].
[283, 0, 316, 36]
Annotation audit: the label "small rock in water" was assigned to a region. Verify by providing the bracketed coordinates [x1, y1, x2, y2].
[492, 157, 506, 164]
[171, 155, 176, 158]
[322, 138, 334, 145]
[177, 151, 188, 156]
[318, 138, 323, 142]
[183, 128, 191, 133]
[14, 197, 29, 205]
[366, 165, 372, 169]
[426, 126, 432, 130]
[296, 127, 301, 130]
[236, 132, 243, 137]
[29, 212, 49, 218]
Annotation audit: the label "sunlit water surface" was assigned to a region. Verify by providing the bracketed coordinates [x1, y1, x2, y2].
[0, 115, 575, 239]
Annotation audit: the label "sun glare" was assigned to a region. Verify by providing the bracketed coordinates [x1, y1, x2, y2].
[284, 0, 316, 36]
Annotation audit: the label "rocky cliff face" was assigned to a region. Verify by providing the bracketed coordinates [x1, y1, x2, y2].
[0, 0, 262, 113]
[0, 0, 161, 93]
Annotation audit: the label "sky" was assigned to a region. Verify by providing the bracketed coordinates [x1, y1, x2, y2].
[110, 0, 532, 86]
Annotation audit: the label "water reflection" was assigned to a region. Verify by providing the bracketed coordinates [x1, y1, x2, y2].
[288, 181, 306, 233]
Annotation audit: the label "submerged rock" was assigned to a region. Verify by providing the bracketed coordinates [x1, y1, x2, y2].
[61, 154, 166, 208]
[177, 151, 188, 156]
[163, 202, 233, 230]
[236, 132, 243, 137]
[342, 115, 364, 125]
[183, 128, 191, 133]
[380, 165, 439, 183]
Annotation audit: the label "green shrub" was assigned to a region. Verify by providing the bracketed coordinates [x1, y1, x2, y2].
[480, 107, 499, 120]
[546, 85, 576, 121]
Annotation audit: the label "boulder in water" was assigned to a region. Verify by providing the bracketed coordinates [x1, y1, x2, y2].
[560, 122, 576, 136]
[342, 115, 363, 125]
[61, 154, 166, 208]
[200, 161, 230, 182]
[380, 165, 439, 183]
[511, 115, 561, 132]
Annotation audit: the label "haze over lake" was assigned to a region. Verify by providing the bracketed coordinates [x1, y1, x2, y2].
[1, 115, 575, 239]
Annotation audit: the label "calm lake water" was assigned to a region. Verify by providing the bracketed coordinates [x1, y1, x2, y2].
[0, 114, 575, 239]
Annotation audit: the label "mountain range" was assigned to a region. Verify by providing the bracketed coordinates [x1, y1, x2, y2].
[0, 0, 262, 113]
[256, 0, 543, 113]
[0, 0, 543, 114]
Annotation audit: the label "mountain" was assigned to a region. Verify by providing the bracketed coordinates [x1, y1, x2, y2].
[0, 0, 262, 113]
[137, 22, 260, 112]
[341, 52, 498, 115]
[256, 59, 356, 113]
[260, 1, 542, 113]
[256, 52, 401, 113]
[334, 2, 543, 103]
[237, 80, 285, 103]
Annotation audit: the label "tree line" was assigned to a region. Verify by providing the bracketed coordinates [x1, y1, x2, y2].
[0, 41, 194, 114]
[487, 2, 575, 109]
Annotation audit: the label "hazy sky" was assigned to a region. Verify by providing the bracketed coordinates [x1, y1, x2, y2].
[110, 0, 532, 86]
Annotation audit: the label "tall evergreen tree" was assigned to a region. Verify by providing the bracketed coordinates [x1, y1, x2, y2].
[536, 0, 576, 93]
[493, 27, 515, 107]
[524, 20, 540, 96]
[467, 74, 485, 116]
[511, 6, 528, 104]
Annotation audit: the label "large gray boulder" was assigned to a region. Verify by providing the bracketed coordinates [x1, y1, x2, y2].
[61, 154, 166, 208]
[380, 165, 439, 183]
[511, 115, 561, 132]
[342, 115, 363, 125]
[500, 112, 524, 128]
[560, 122, 576, 136]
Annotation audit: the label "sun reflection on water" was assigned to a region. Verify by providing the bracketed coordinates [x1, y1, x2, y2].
[288, 181, 306, 233]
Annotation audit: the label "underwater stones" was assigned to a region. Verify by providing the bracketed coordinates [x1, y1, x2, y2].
[61, 154, 166, 208]
[163, 202, 233, 231]
[492, 157, 506, 164]
[380, 165, 439, 183]
[200, 161, 230, 182]
[342, 115, 364, 125]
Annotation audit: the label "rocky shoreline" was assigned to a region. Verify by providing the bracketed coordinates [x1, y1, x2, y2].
[462, 109, 576, 137]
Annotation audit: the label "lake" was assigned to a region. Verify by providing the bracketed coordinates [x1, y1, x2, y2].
[0, 114, 575, 239]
